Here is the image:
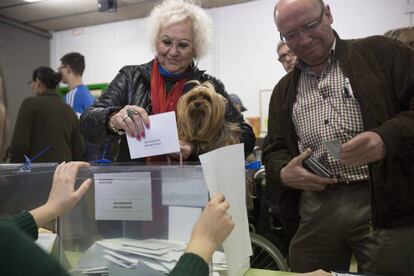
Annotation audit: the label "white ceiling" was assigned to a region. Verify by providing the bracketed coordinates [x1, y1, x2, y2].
[0, 0, 253, 37]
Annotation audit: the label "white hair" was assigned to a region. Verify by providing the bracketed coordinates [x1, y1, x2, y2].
[146, 0, 213, 59]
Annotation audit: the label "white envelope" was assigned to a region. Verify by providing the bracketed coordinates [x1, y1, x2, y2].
[126, 111, 180, 159]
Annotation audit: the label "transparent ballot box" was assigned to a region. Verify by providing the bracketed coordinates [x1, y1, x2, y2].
[0, 163, 57, 218]
[0, 163, 218, 275]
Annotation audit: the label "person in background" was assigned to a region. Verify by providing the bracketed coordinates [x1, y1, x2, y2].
[263, 0, 414, 275]
[277, 41, 296, 73]
[229, 93, 247, 114]
[59, 52, 95, 118]
[10, 66, 84, 163]
[59, 52, 100, 161]
[79, 0, 255, 162]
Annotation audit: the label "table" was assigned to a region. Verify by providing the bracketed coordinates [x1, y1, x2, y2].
[245, 269, 294, 276]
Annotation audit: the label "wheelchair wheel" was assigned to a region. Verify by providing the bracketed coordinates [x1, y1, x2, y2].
[250, 232, 289, 271]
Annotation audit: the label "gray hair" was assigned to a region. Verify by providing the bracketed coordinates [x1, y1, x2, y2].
[277, 41, 287, 53]
[146, 0, 213, 59]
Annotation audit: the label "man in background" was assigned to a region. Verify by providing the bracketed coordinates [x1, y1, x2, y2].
[277, 41, 296, 73]
[59, 52, 95, 118]
[59, 52, 99, 161]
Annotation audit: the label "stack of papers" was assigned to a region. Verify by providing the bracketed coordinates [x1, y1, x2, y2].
[73, 238, 227, 275]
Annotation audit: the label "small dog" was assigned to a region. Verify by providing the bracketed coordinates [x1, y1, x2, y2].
[176, 81, 241, 154]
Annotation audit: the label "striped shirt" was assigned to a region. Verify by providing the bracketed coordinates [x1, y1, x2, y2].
[293, 40, 369, 182]
[64, 84, 95, 118]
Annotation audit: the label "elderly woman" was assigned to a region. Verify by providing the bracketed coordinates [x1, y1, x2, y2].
[80, 0, 255, 162]
[10, 66, 84, 163]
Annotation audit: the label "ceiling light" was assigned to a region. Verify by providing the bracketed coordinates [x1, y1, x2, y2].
[24, 0, 46, 2]
[98, 0, 117, 12]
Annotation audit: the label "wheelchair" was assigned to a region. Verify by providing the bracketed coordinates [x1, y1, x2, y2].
[247, 165, 290, 271]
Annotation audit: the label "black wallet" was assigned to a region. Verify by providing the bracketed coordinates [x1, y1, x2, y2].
[302, 156, 334, 178]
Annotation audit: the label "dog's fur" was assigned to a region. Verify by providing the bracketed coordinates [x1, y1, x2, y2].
[176, 81, 241, 154]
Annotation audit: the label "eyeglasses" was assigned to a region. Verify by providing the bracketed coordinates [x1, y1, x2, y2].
[57, 65, 66, 71]
[278, 50, 295, 63]
[279, 8, 325, 42]
[158, 36, 194, 55]
[27, 80, 33, 88]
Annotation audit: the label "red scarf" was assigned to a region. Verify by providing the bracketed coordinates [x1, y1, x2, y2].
[150, 59, 187, 114]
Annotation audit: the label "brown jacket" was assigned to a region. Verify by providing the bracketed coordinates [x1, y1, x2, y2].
[10, 91, 84, 163]
[263, 32, 414, 229]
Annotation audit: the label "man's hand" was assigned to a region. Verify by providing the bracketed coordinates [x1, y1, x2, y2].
[341, 131, 386, 166]
[280, 149, 337, 191]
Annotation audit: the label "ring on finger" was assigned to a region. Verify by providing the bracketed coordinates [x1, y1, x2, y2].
[127, 108, 138, 118]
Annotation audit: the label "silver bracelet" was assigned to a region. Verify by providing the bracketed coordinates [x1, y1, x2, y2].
[108, 113, 125, 135]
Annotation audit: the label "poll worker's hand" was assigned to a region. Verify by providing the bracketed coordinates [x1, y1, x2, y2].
[280, 149, 337, 191]
[292, 269, 331, 276]
[185, 193, 234, 264]
[110, 105, 150, 139]
[30, 162, 93, 227]
[341, 131, 386, 166]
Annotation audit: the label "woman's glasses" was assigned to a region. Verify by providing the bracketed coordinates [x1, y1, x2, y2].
[158, 36, 193, 55]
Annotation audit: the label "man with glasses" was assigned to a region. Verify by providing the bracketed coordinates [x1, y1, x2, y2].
[263, 0, 414, 275]
[277, 41, 296, 73]
[59, 53, 95, 119]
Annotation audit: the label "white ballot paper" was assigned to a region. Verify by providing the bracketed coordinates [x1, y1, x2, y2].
[35, 233, 57, 254]
[199, 144, 252, 276]
[126, 111, 180, 159]
[94, 172, 152, 221]
[322, 139, 342, 160]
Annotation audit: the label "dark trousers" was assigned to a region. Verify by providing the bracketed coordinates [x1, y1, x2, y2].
[289, 184, 376, 273]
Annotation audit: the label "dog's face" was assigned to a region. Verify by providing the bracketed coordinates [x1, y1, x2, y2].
[177, 83, 227, 141]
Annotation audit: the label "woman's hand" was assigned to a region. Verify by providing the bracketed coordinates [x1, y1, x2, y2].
[170, 140, 194, 161]
[185, 193, 234, 264]
[110, 105, 150, 139]
[29, 162, 92, 227]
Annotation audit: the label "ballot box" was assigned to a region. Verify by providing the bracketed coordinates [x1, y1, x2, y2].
[0, 163, 229, 275]
[0, 163, 57, 220]
[58, 163, 217, 275]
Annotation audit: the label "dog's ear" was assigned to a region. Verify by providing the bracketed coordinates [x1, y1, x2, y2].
[213, 93, 228, 105]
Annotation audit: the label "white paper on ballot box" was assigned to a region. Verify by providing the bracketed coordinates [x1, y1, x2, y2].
[199, 144, 252, 276]
[94, 172, 152, 221]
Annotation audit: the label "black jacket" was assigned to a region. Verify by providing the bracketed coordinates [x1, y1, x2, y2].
[80, 61, 255, 162]
[10, 91, 84, 163]
[263, 33, 414, 229]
